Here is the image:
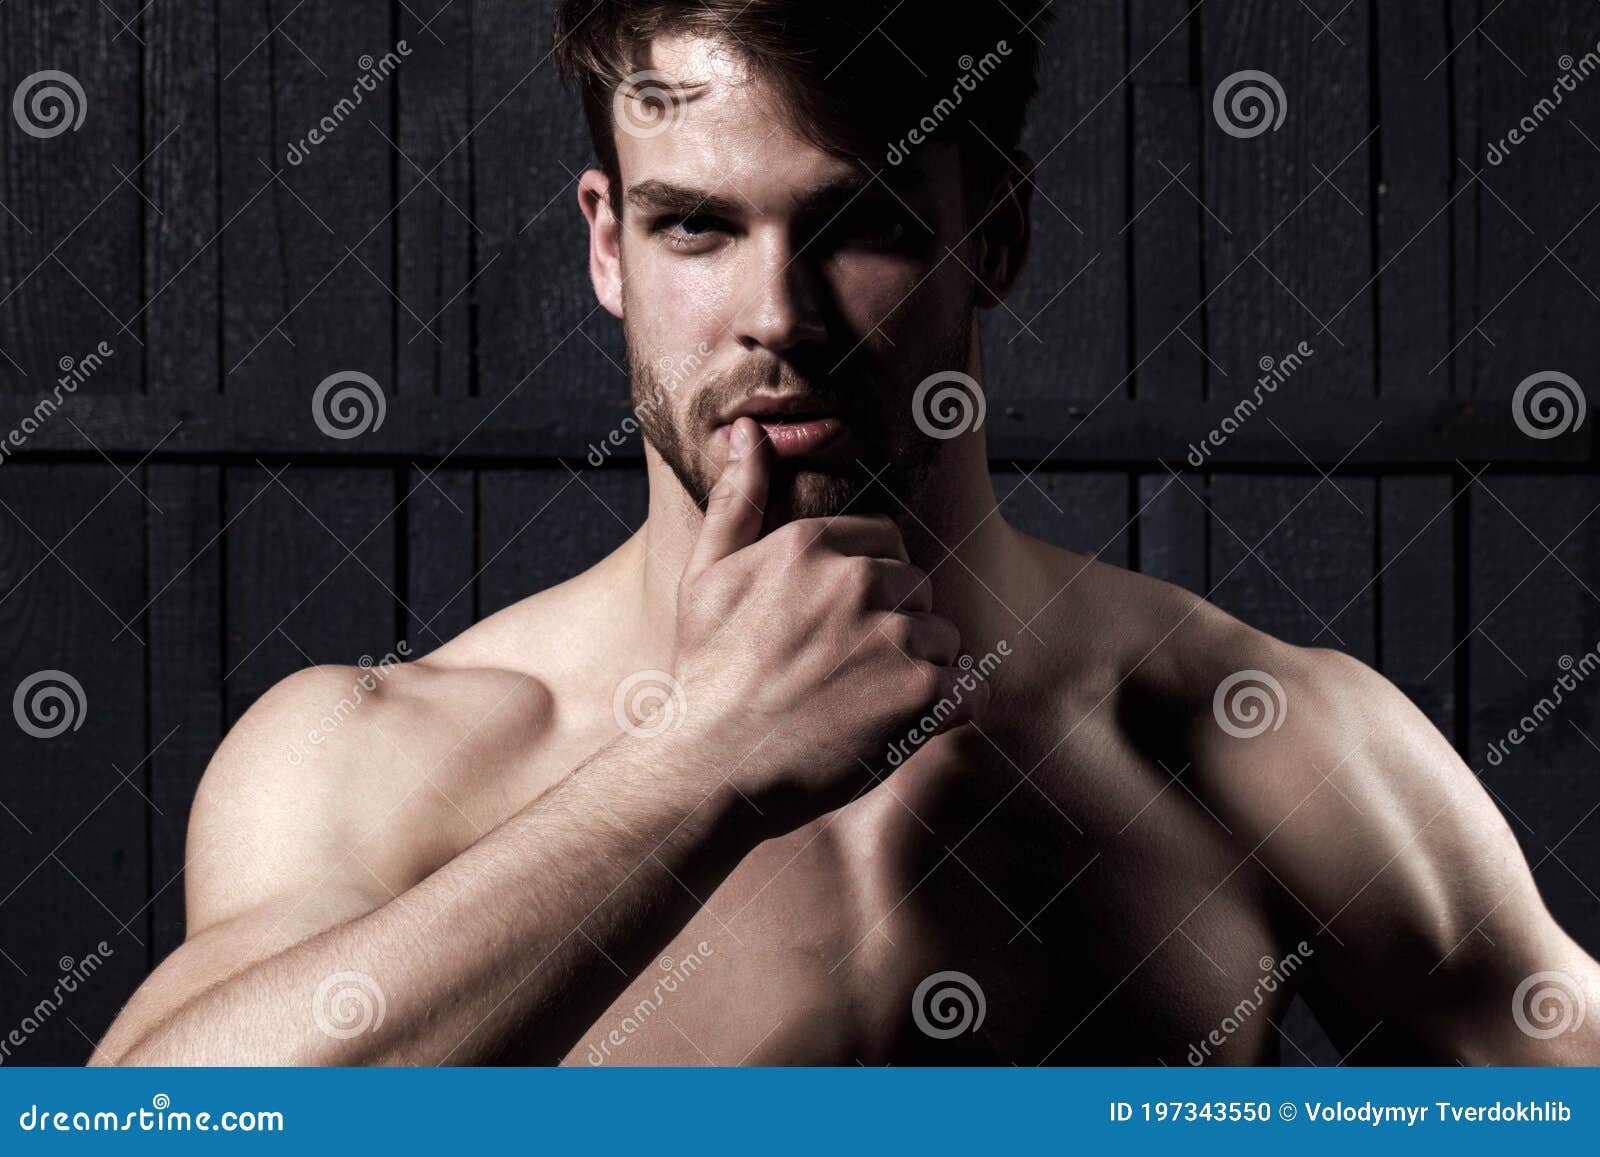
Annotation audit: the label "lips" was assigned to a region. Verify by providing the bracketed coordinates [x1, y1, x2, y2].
[751, 415, 847, 458]
[720, 397, 852, 459]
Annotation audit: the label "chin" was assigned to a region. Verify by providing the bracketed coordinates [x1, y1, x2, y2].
[765, 469, 883, 523]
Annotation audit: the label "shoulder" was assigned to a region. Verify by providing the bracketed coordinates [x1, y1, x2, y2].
[184, 657, 554, 933]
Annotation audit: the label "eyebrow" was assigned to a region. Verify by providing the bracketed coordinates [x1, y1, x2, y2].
[624, 172, 886, 221]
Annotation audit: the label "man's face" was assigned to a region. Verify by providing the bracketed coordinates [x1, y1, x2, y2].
[591, 35, 985, 524]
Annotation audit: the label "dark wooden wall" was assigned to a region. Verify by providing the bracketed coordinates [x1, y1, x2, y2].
[1, 0, 1597, 1066]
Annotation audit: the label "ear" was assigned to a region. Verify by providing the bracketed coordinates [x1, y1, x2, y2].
[972, 150, 1036, 310]
[578, 168, 625, 319]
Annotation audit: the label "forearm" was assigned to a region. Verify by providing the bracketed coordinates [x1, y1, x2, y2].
[105, 729, 756, 1065]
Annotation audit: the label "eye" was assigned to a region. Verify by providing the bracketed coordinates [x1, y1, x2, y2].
[656, 213, 726, 252]
[827, 205, 921, 251]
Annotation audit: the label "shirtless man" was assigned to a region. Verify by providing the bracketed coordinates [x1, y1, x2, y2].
[93, 0, 1600, 1065]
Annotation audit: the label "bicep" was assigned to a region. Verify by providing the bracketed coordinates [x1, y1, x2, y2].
[93, 670, 394, 1063]
[1196, 647, 1600, 1061]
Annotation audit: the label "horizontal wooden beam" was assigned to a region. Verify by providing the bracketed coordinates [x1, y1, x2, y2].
[0, 393, 1589, 466]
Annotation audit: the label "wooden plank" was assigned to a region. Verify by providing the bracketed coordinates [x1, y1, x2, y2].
[223, 466, 397, 727]
[1466, 0, 1600, 398]
[476, 466, 646, 619]
[1208, 477, 1377, 660]
[0, 392, 1581, 464]
[1449, 0, 1481, 400]
[1379, 475, 1456, 737]
[1136, 471, 1205, 592]
[0, 464, 147, 1062]
[471, 0, 612, 402]
[1131, 85, 1205, 401]
[144, 0, 220, 412]
[1202, 0, 1374, 398]
[397, 1, 473, 397]
[0, 6, 142, 394]
[1373, 0, 1453, 399]
[220, 4, 395, 409]
[147, 465, 224, 961]
[984, 0, 1126, 413]
[1467, 474, 1600, 958]
[1130, 0, 1195, 84]
[405, 465, 477, 651]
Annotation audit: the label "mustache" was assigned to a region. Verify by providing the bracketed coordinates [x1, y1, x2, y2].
[682, 362, 869, 431]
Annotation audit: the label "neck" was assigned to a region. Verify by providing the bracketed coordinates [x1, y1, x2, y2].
[628, 434, 1019, 661]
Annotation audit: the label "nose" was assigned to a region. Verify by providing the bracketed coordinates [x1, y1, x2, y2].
[729, 231, 828, 355]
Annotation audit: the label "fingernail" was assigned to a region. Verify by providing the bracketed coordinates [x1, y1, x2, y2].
[729, 419, 752, 462]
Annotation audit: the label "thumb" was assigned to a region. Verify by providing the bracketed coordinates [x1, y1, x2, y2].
[685, 418, 771, 582]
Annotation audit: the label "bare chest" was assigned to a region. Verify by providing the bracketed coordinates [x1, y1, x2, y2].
[548, 726, 1294, 1066]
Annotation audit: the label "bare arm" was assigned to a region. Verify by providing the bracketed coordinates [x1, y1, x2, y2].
[94, 719, 756, 1066]
[1192, 638, 1600, 1063]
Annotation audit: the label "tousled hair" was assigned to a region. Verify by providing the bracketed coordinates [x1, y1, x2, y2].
[553, 0, 1055, 214]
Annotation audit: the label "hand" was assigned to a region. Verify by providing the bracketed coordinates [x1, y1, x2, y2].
[671, 418, 984, 826]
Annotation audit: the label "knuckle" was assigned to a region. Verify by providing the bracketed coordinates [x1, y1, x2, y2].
[836, 556, 877, 603]
[878, 611, 916, 650]
[906, 662, 944, 705]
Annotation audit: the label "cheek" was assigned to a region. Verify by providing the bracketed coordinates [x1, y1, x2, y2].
[622, 243, 734, 351]
[831, 257, 969, 355]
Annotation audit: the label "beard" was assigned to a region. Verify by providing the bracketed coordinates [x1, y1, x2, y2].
[625, 316, 974, 526]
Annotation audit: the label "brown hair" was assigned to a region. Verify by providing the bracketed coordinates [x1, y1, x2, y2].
[553, 0, 1054, 214]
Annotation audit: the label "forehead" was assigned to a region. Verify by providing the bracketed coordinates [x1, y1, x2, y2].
[609, 33, 944, 208]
